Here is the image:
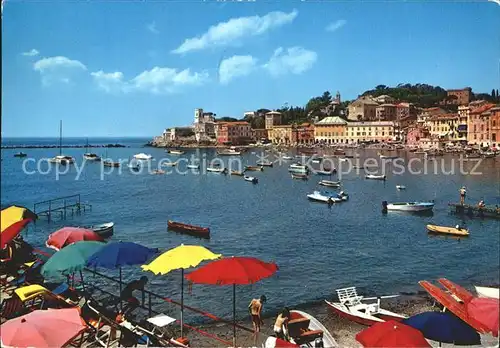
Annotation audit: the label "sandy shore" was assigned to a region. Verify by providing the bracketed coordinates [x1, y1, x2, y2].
[180, 294, 436, 347]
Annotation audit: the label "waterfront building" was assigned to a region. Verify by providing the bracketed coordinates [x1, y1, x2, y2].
[194, 108, 216, 141]
[417, 107, 447, 128]
[457, 105, 470, 140]
[395, 102, 416, 121]
[429, 113, 465, 143]
[265, 111, 282, 129]
[347, 96, 378, 121]
[314, 116, 347, 144]
[445, 87, 472, 105]
[294, 123, 315, 144]
[170, 127, 195, 142]
[406, 127, 430, 147]
[418, 137, 444, 150]
[216, 121, 252, 145]
[467, 104, 495, 146]
[490, 106, 500, 148]
[375, 103, 397, 121]
[269, 125, 294, 144]
[162, 128, 172, 142]
[252, 128, 269, 142]
[345, 121, 395, 144]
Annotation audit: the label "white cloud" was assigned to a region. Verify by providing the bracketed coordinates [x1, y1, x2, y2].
[325, 19, 347, 32]
[33, 56, 87, 85]
[172, 9, 298, 54]
[487, 0, 500, 6]
[22, 49, 40, 57]
[91, 67, 209, 94]
[218, 55, 258, 84]
[263, 47, 317, 76]
[147, 21, 159, 34]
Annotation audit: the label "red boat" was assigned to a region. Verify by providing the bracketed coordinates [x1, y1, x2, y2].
[167, 220, 210, 239]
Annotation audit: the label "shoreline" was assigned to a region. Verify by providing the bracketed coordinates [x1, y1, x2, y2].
[1, 144, 128, 149]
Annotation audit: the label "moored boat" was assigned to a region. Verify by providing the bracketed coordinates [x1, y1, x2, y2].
[14, 152, 27, 158]
[245, 165, 264, 171]
[230, 170, 244, 176]
[83, 153, 101, 161]
[133, 153, 153, 160]
[256, 161, 273, 167]
[162, 161, 178, 167]
[307, 191, 341, 203]
[365, 174, 386, 180]
[318, 180, 340, 188]
[127, 163, 140, 171]
[325, 287, 407, 326]
[49, 155, 75, 165]
[315, 169, 336, 176]
[383, 201, 434, 212]
[167, 220, 210, 239]
[88, 222, 114, 238]
[291, 173, 308, 180]
[187, 164, 199, 169]
[426, 224, 469, 236]
[282, 155, 294, 160]
[396, 185, 406, 190]
[244, 175, 258, 184]
[103, 160, 120, 167]
[207, 167, 227, 174]
[167, 149, 185, 155]
[217, 150, 241, 156]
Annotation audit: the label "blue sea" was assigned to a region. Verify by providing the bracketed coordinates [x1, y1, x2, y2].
[1, 137, 499, 323]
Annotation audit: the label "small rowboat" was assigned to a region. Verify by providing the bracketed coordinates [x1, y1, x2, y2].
[291, 173, 308, 180]
[318, 180, 340, 188]
[427, 224, 469, 236]
[384, 201, 434, 212]
[230, 170, 244, 176]
[396, 185, 406, 190]
[14, 152, 27, 158]
[256, 161, 273, 167]
[245, 166, 263, 171]
[167, 220, 210, 239]
[244, 175, 258, 184]
[366, 174, 386, 180]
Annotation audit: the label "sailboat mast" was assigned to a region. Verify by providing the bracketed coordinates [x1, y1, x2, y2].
[59, 120, 62, 156]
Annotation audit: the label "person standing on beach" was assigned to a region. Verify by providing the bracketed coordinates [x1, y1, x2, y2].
[248, 295, 266, 333]
[459, 186, 467, 205]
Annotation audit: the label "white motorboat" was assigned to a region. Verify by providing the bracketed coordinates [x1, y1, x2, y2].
[244, 175, 258, 184]
[325, 287, 407, 326]
[365, 174, 386, 180]
[318, 180, 341, 188]
[282, 155, 294, 160]
[307, 191, 342, 203]
[315, 169, 336, 176]
[217, 149, 241, 156]
[396, 185, 406, 190]
[339, 158, 349, 162]
[162, 161, 178, 167]
[207, 167, 227, 174]
[256, 160, 273, 167]
[133, 153, 153, 160]
[49, 155, 75, 165]
[289, 163, 309, 173]
[167, 149, 185, 155]
[311, 159, 321, 164]
[187, 164, 199, 169]
[263, 310, 337, 348]
[383, 201, 434, 212]
[83, 153, 101, 161]
[475, 286, 499, 299]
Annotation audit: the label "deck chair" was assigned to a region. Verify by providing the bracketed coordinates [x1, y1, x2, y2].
[336, 287, 364, 306]
[0, 296, 29, 320]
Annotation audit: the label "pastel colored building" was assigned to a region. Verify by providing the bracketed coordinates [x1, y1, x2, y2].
[446, 87, 472, 105]
[265, 111, 282, 129]
[216, 121, 252, 145]
[429, 113, 465, 142]
[406, 127, 429, 147]
[375, 104, 397, 121]
[252, 128, 269, 142]
[269, 125, 294, 144]
[490, 107, 500, 148]
[467, 104, 495, 146]
[347, 96, 378, 121]
[314, 116, 347, 144]
[345, 121, 395, 143]
[294, 123, 315, 144]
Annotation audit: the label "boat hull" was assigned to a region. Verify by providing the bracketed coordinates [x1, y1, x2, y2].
[427, 224, 469, 236]
[325, 301, 405, 326]
[387, 203, 434, 212]
[167, 220, 210, 239]
[91, 223, 114, 238]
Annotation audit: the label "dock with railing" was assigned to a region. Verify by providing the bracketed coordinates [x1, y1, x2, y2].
[34, 194, 92, 222]
[448, 203, 500, 219]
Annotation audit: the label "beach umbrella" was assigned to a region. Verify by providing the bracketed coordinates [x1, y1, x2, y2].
[403, 311, 480, 345]
[466, 297, 499, 337]
[185, 256, 279, 347]
[87, 241, 158, 309]
[356, 320, 431, 347]
[46, 227, 103, 251]
[41, 241, 104, 280]
[1, 206, 37, 248]
[141, 244, 221, 337]
[0, 307, 87, 348]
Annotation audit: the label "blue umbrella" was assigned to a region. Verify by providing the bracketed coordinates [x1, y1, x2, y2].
[87, 242, 158, 309]
[403, 311, 480, 345]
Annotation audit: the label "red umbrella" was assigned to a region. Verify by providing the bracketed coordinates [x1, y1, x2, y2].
[0, 307, 87, 348]
[1, 218, 33, 249]
[356, 320, 431, 347]
[186, 256, 279, 346]
[466, 298, 499, 336]
[46, 227, 103, 251]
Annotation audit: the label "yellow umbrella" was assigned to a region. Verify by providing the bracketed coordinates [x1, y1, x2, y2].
[1, 206, 37, 233]
[141, 244, 221, 337]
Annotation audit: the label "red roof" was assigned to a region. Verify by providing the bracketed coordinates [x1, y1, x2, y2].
[430, 113, 458, 121]
[470, 104, 495, 115]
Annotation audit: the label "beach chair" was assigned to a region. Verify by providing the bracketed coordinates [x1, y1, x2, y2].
[0, 295, 28, 320]
[336, 287, 364, 306]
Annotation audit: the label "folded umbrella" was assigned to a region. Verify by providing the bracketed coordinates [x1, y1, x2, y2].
[403, 311, 480, 345]
[46, 227, 103, 251]
[356, 320, 431, 347]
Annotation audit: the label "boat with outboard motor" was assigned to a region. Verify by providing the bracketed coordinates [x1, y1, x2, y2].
[365, 174, 386, 180]
[244, 175, 258, 184]
[383, 201, 434, 212]
[307, 191, 341, 203]
[318, 180, 340, 188]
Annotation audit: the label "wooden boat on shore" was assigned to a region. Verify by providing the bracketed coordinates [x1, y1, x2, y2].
[365, 174, 386, 180]
[244, 175, 258, 184]
[427, 224, 469, 236]
[383, 201, 434, 212]
[325, 287, 407, 326]
[14, 152, 27, 158]
[256, 161, 273, 167]
[475, 286, 499, 299]
[230, 170, 244, 176]
[245, 165, 263, 171]
[318, 180, 340, 188]
[167, 220, 210, 239]
[291, 173, 308, 180]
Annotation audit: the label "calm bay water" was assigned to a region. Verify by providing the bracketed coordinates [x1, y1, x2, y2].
[1, 137, 499, 322]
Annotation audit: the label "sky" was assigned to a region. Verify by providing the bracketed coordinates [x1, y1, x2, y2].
[2, 0, 500, 137]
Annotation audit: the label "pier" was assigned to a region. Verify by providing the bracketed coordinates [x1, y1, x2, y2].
[448, 203, 500, 219]
[34, 194, 92, 222]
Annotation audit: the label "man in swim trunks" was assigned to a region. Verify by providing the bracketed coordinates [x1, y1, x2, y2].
[248, 295, 266, 333]
[274, 307, 290, 340]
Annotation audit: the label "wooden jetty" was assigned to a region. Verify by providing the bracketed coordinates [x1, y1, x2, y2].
[448, 203, 500, 219]
[34, 194, 92, 222]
